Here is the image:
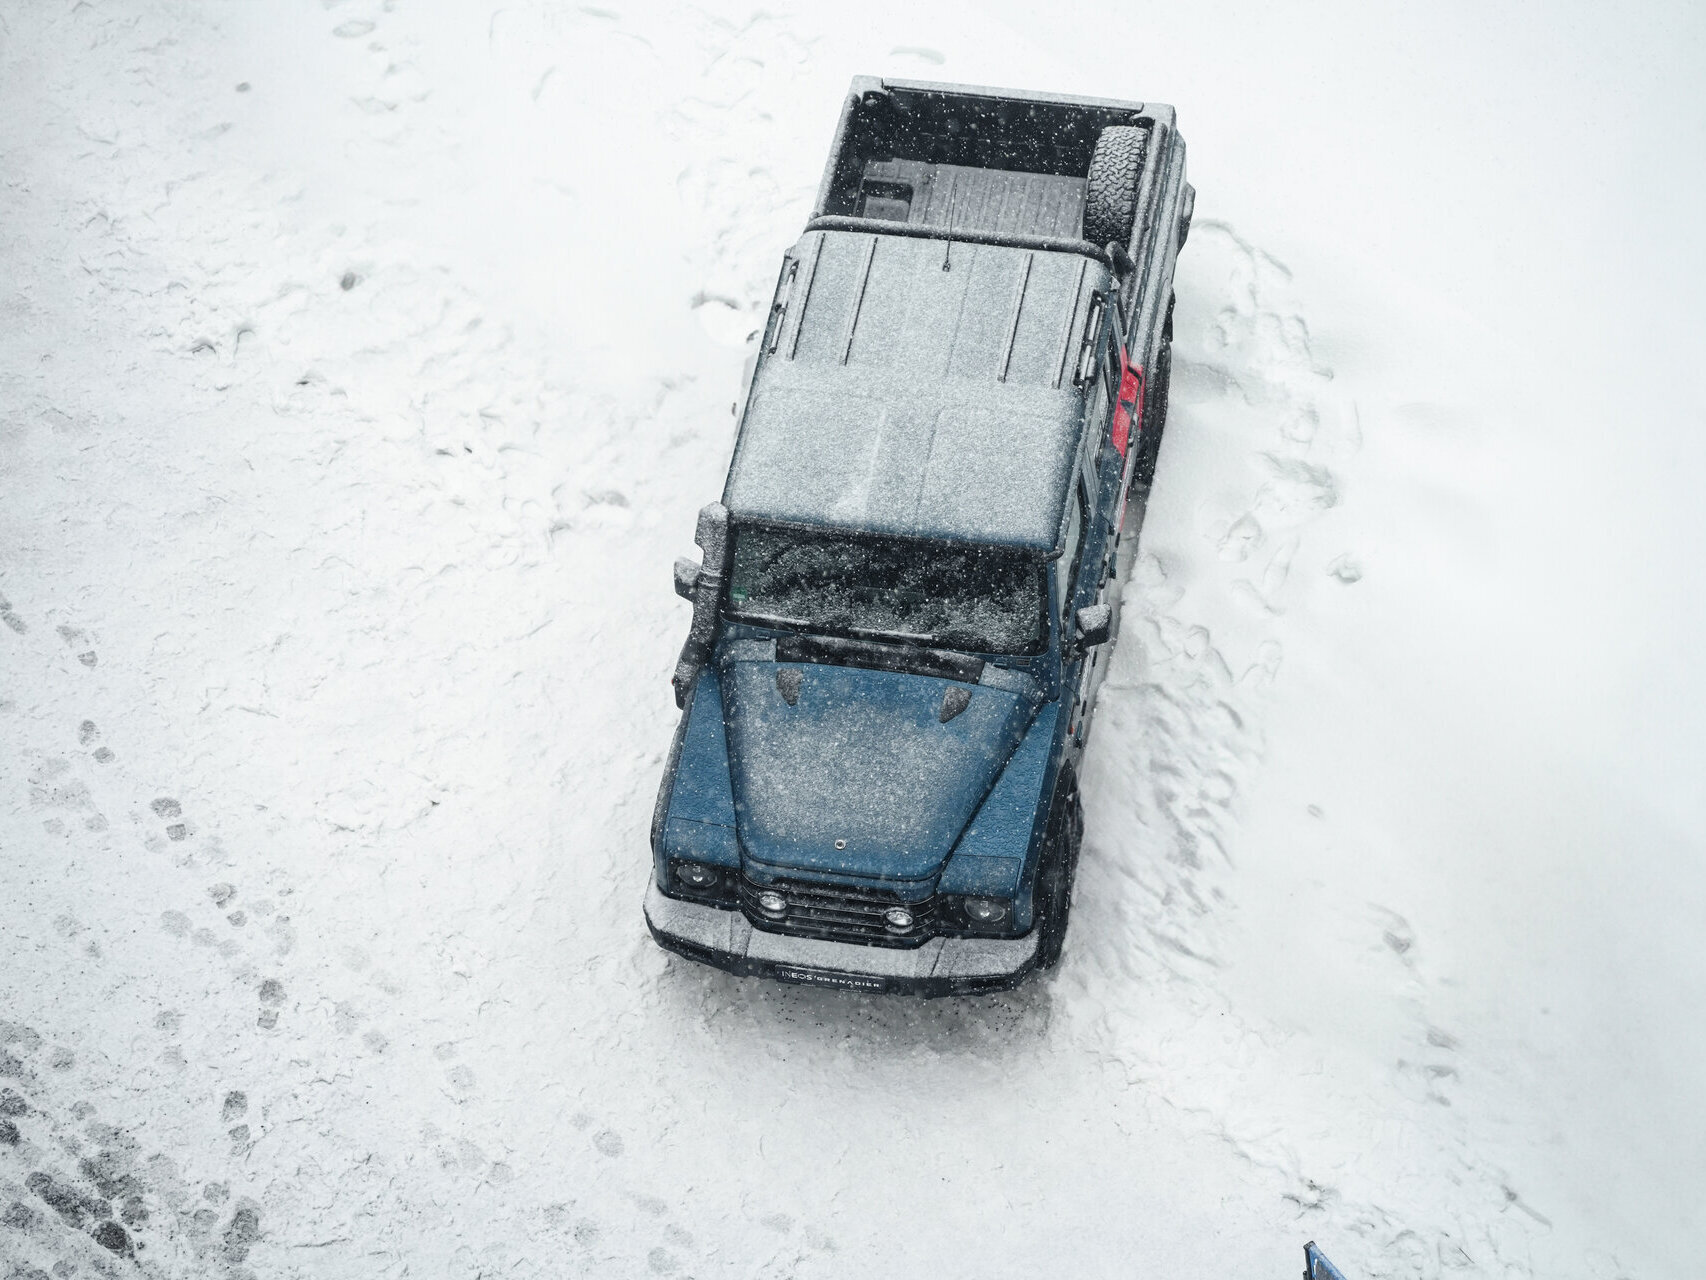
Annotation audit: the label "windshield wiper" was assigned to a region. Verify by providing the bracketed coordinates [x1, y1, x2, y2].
[847, 625, 943, 645]
[729, 609, 808, 629]
[776, 633, 985, 685]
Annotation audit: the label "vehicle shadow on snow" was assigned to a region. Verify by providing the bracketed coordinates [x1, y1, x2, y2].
[647, 958, 1059, 1057]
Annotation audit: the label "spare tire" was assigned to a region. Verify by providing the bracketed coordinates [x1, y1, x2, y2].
[1082, 125, 1148, 249]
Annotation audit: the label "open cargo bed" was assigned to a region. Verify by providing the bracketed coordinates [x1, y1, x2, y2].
[855, 159, 1086, 240]
[810, 79, 1170, 250]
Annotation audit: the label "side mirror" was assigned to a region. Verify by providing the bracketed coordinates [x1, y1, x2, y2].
[671, 503, 731, 708]
[1073, 601, 1112, 651]
[694, 501, 730, 571]
[673, 556, 701, 600]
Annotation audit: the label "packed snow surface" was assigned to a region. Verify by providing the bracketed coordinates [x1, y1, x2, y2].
[3, 2, 1704, 1277]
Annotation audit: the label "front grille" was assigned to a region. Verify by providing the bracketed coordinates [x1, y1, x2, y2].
[738, 875, 936, 949]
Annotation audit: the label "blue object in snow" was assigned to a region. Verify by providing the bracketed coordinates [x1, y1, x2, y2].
[1304, 1241, 1349, 1280]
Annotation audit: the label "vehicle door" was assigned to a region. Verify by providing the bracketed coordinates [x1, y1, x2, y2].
[1062, 289, 1131, 747]
[1070, 303, 1131, 743]
[1057, 476, 1101, 750]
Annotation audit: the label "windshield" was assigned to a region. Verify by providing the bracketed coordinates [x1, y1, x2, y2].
[724, 523, 1048, 655]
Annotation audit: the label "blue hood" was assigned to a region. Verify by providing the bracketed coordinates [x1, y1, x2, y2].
[722, 656, 1037, 881]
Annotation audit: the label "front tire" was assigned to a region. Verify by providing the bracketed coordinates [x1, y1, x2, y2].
[1033, 773, 1083, 969]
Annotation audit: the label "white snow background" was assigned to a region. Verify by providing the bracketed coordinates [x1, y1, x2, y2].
[2, 1, 1703, 1277]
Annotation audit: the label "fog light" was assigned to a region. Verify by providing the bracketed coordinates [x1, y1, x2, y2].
[756, 890, 787, 917]
[884, 907, 914, 931]
[675, 862, 720, 889]
[963, 897, 1011, 926]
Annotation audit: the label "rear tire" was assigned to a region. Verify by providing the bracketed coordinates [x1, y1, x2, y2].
[1033, 773, 1083, 970]
[1134, 295, 1175, 487]
[1082, 126, 1148, 250]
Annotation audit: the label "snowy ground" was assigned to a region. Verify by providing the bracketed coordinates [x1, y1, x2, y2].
[3, 2, 1704, 1277]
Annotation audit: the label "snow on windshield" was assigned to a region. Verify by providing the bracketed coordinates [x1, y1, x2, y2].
[724, 522, 1047, 654]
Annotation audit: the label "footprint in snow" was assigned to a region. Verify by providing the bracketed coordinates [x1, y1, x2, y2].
[1327, 553, 1363, 584]
[257, 978, 285, 1029]
[152, 796, 188, 841]
[55, 624, 96, 667]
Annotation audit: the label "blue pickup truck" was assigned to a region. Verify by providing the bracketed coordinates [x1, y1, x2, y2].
[647, 78, 1194, 995]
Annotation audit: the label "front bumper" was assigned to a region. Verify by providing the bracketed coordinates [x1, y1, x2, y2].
[643, 881, 1040, 997]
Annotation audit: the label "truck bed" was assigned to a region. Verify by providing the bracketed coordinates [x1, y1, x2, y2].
[813, 78, 1158, 246]
[856, 159, 1085, 240]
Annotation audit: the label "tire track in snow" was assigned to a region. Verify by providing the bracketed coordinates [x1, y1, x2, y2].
[1080, 219, 1350, 985]
[1070, 222, 1554, 1279]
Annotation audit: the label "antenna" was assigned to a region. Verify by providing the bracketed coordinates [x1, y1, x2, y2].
[942, 170, 957, 271]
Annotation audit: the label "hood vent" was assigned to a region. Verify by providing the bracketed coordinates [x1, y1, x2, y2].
[938, 685, 972, 723]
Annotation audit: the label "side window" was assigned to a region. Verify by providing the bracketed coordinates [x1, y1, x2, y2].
[1073, 294, 1105, 389]
[1085, 370, 1111, 449]
[1101, 324, 1121, 402]
[1055, 480, 1087, 619]
[1101, 307, 1128, 412]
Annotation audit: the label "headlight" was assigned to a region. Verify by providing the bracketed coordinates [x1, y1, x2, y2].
[674, 861, 722, 889]
[883, 906, 915, 932]
[961, 896, 1011, 927]
[669, 861, 737, 905]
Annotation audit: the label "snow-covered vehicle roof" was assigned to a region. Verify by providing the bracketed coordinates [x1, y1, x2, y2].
[722, 228, 1113, 551]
